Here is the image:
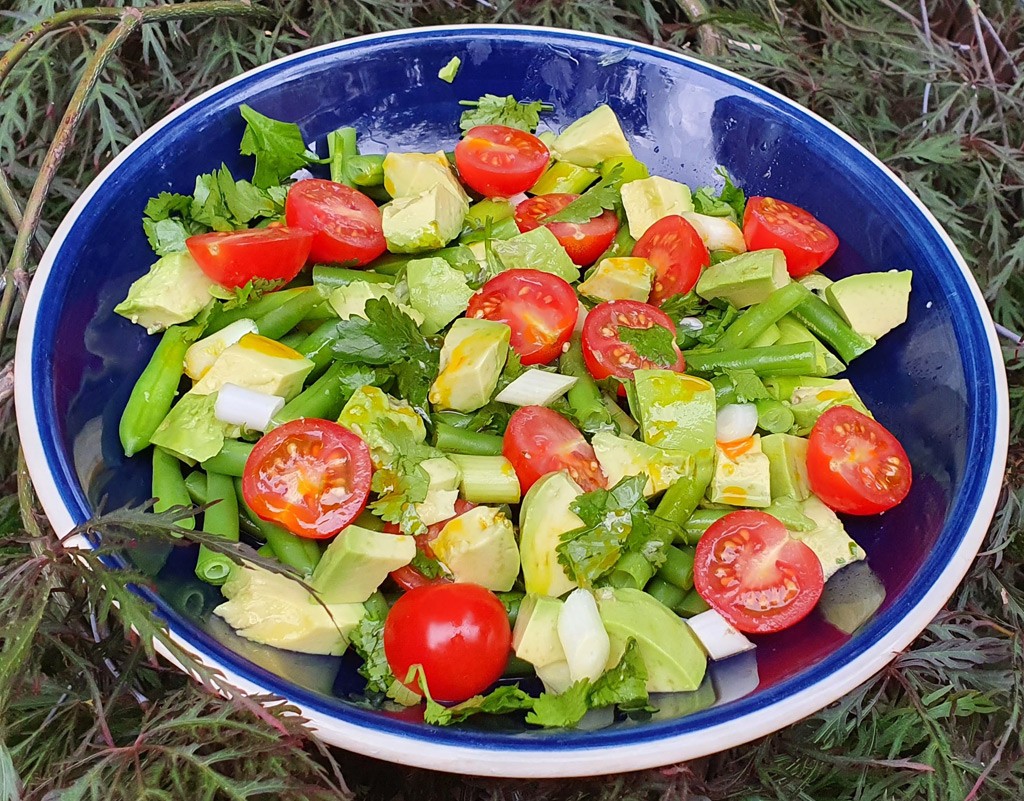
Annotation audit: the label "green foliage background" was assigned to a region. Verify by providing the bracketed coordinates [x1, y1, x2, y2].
[1, 1, 1022, 799]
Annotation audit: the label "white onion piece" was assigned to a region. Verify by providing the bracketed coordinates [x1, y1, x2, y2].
[557, 588, 610, 684]
[683, 212, 747, 253]
[686, 609, 755, 660]
[678, 316, 703, 331]
[716, 403, 758, 444]
[214, 384, 285, 432]
[535, 660, 573, 695]
[494, 369, 577, 406]
[508, 191, 530, 207]
[573, 301, 589, 337]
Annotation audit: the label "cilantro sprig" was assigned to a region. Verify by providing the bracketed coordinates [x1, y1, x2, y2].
[458, 94, 553, 134]
[542, 163, 625, 224]
[618, 325, 678, 367]
[691, 166, 746, 226]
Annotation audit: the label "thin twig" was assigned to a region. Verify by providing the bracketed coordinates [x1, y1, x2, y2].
[0, 167, 24, 230]
[966, 0, 1010, 147]
[673, 0, 722, 57]
[919, 0, 934, 118]
[975, 6, 1020, 80]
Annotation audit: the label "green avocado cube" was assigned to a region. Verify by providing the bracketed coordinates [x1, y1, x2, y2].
[431, 505, 521, 592]
[695, 248, 790, 309]
[337, 386, 426, 468]
[149, 392, 230, 464]
[518, 471, 583, 598]
[591, 431, 692, 497]
[529, 161, 598, 195]
[328, 281, 423, 325]
[787, 378, 872, 434]
[709, 435, 772, 508]
[491, 227, 579, 283]
[825, 270, 912, 340]
[791, 495, 866, 580]
[382, 184, 468, 253]
[428, 317, 511, 412]
[114, 252, 218, 333]
[512, 594, 566, 668]
[405, 257, 475, 334]
[310, 525, 416, 604]
[620, 176, 694, 239]
[550, 104, 633, 167]
[382, 151, 469, 205]
[577, 256, 655, 303]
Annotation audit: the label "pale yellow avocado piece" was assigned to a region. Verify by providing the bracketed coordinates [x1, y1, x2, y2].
[620, 176, 694, 239]
[214, 565, 365, 656]
[577, 257, 655, 303]
[328, 281, 423, 326]
[512, 594, 566, 668]
[432, 505, 521, 592]
[184, 318, 258, 380]
[337, 386, 426, 468]
[550, 104, 633, 167]
[310, 525, 416, 604]
[429, 317, 511, 412]
[696, 249, 790, 309]
[382, 184, 468, 253]
[383, 150, 470, 206]
[825, 270, 912, 340]
[114, 251, 219, 334]
[591, 431, 692, 497]
[518, 471, 584, 598]
[190, 334, 313, 401]
[709, 435, 772, 508]
[792, 495, 866, 580]
[415, 457, 462, 526]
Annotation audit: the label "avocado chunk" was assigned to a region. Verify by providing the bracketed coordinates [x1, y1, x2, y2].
[512, 594, 566, 668]
[529, 161, 599, 195]
[382, 150, 470, 206]
[415, 456, 461, 526]
[405, 257, 475, 335]
[550, 104, 633, 167]
[491, 227, 579, 283]
[337, 386, 426, 467]
[310, 524, 416, 603]
[709, 435, 772, 508]
[620, 176, 694, 239]
[577, 257, 655, 303]
[215, 565, 365, 656]
[149, 392, 229, 464]
[115, 251, 219, 333]
[591, 431, 693, 497]
[792, 495, 866, 580]
[787, 378, 872, 434]
[825, 270, 912, 339]
[695, 248, 790, 309]
[382, 183, 468, 253]
[184, 318, 259, 381]
[594, 587, 707, 693]
[328, 281, 423, 326]
[428, 317, 511, 412]
[191, 333, 313, 401]
[431, 505, 521, 591]
[518, 471, 584, 597]
[761, 432, 811, 501]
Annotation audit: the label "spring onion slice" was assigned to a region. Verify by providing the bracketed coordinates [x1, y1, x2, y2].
[495, 368, 577, 407]
[557, 588, 611, 684]
[214, 384, 285, 432]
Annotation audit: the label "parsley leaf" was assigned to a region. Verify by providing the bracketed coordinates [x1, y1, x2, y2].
[425, 685, 535, 726]
[587, 638, 653, 713]
[691, 167, 746, 226]
[368, 419, 441, 536]
[723, 368, 771, 403]
[458, 94, 553, 134]
[525, 679, 591, 728]
[618, 324, 678, 367]
[221, 278, 286, 310]
[239, 104, 312, 189]
[349, 603, 393, 695]
[542, 164, 624, 224]
[141, 193, 197, 255]
[658, 290, 707, 321]
[410, 550, 445, 579]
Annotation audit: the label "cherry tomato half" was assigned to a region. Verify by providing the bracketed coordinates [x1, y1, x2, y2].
[383, 583, 512, 703]
[466, 270, 578, 365]
[285, 179, 386, 266]
[455, 125, 550, 198]
[514, 193, 618, 267]
[186, 227, 313, 289]
[503, 406, 605, 493]
[806, 405, 912, 515]
[581, 300, 686, 388]
[387, 500, 475, 591]
[632, 215, 710, 305]
[743, 196, 839, 278]
[694, 510, 824, 634]
[242, 419, 372, 539]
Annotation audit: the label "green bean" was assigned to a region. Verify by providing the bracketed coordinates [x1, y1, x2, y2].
[328, 126, 359, 186]
[167, 583, 208, 617]
[278, 330, 307, 350]
[365, 252, 411, 276]
[645, 577, 687, 611]
[459, 216, 520, 244]
[346, 154, 385, 187]
[710, 374, 739, 407]
[655, 473, 708, 536]
[295, 319, 341, 377]
[254, 287, 328, 340]
[595, 225, 636, 262]
[364, 590, 390, 619]
[712, 282, 812, 351]
[273, 361, 364, 425]
[205, 287, 310, 335]
[234, 479, 321, 575]
[559, 341, 614, 431]
[434, 422, 504, 456]
[151, 447, 194, 530]
[682, 508, 730, 542]
[608, 551, 656, 589]
[200, 440, 254, 478]
[755, 397, 796, 433]
[195, 471, 239, 586]
[119, 325, 193, 457]
[497, 591, 525, 628]
[683, 342, 825, 376]
[184, 470, 208, 505]
[312, 265, 396, 290]
[464, 198, 516, 231]
[502, 654, 536, 679]
[791, 294, 875, 363]
[676, 587, 711, 618]
[256, 544, 275, 558]
[656, 545, 695, 590]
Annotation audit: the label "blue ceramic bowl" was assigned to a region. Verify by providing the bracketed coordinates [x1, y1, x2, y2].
[16, 26, 1008, 777]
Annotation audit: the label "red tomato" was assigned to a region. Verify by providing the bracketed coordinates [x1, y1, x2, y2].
[581, 300, 685, 388]
[503, 406, 605, 493]
[383, 583, 511, 703]
[743, 196, 839, 278]
[694, 510, 824, 634]
[186, 227, 313, 289]
[455, 125, 550, 198]
[284, 179, 386, 266]
[514, 193, 618, 266]
[387, 500, 475, 591]
[242, 419, 372, 539]
[632, 215, 709, 305]
[466, 270, 578, 365]
[806, 405, 912, 515]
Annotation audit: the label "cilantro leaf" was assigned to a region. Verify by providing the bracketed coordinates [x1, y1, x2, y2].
[410, 550, 445, 579]
[368, 419, 441, 536]
[221, 278, 286, 310]
[588, 638, 653, 713]
[239, 104, 312, 189]
[141, 192, 199, 256]
[525, 679, 591, 728]
[542, 164, 624, 224]
[425, 685, 535, 726]
[691, 167, 746, 226]
[349, 603, 394, 695]
[458, 94, 553, 134]
[658, 290, 707, 321]
[618, 324, 678, 367]
[723, 368, 770, 403]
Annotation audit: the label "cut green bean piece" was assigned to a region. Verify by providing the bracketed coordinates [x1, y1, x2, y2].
[755, 397, 796, 433]
[205, 287, 310, 335]
[200, 439, 254, 478]
[595, 225, 636, 262]
[656, 545, 695, 591]
[607, 551, 656, 589]
[151, 447, 195, 530]
[792, 294, 875, 363]
[683, 342, 825, 377]
[234, 478, 321, 575]
[254, 287, 328, 340]
[434, 422, 504, 456]
[645, 577, 687, 611]
[195, 471, 239, 586]
[682, 508, 731, 543]
[559, 341, 614, 432]
[312, 265, 396, 289]
[676, 587, 711, 617]
[712, 281, 812, 351]
[184, 470, 208, 506]
[273, 361, 367, 425]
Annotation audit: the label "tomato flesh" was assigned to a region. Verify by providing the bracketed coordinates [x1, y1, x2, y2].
[694, 510, 824, 634]
[384, 583, 512, 703]
[632, 215, 709, 305]
[242, 419, 372, 539]
[806, 405, 912, 515]
[285, 178, 386, 266]
[514, 193, 618, 267]
[743, 196, 839, 278]
[186, 227, 313, 289]
[455, 125, 550, 198]
[581, 300, 685, 388]
[466, 269, 578, 365]
[503, 406, 605, 493]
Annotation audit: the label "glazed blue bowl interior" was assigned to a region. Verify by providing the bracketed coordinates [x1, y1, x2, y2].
[30, 27, 999, 751]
